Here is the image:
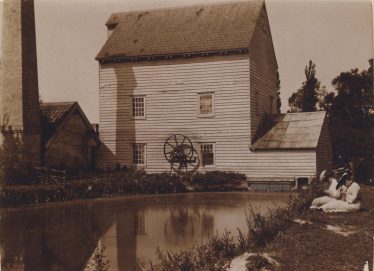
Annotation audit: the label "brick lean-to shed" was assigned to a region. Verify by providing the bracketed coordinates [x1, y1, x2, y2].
[95, 0, 332, 183]
[40, 102, 100, 170]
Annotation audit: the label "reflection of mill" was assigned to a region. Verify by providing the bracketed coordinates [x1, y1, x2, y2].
[164, 207, 214, 246]
[111, 208, 147, 271]
[0, 204, 116, 271]
[0, 203, 148, 271]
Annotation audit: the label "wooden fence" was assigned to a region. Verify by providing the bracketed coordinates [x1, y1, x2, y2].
[33, 167, 66, 184]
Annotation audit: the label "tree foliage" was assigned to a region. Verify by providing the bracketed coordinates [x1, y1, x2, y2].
[288, 60, 320, 112]
[323, 59, 374, 181]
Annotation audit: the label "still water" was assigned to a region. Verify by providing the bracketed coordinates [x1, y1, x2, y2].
[0, 192, 289, 271]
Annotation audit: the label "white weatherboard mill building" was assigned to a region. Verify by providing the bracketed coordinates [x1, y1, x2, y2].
[96, 0, 332, 183]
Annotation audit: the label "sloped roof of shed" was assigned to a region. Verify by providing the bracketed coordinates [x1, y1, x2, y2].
[40, 102, 75, 126]
[252, 111, 327, 150]
[96, 0, 264, 60]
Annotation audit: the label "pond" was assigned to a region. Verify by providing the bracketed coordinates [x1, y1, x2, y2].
[0, 192, 289, 271]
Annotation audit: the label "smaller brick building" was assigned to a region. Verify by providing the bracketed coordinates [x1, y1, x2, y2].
[40, 102, 100, 170]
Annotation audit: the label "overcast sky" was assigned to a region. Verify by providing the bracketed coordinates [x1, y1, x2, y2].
[5, 0, 374, 122]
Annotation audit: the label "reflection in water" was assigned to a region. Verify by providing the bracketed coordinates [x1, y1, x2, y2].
[0, 192, 289, 271]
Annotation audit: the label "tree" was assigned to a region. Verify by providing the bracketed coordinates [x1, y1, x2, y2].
[288, 60, 320, 112]
[322, 59, 374, 182]
[330, 59, 373, 121]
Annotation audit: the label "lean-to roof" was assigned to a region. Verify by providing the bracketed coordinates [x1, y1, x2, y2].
[252, 111, 327, 150]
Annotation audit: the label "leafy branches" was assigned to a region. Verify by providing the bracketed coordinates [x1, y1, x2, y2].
[288, 60, 320, 112]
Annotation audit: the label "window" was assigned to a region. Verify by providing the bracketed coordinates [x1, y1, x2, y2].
[133, 144, 146, 165]
[132, 96, 145, 119]
[198, 93, 214, 117]
[200, 143, 215, 166]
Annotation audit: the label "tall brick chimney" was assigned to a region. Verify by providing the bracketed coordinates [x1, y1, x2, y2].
[0, 0, 41, 172]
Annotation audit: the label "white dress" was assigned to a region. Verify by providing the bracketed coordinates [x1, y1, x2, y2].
[310, 179, 361, 213]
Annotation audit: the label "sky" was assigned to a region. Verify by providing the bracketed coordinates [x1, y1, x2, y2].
[3, 0, 374, 122]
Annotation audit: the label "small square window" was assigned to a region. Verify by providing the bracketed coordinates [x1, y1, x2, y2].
[132, 96, 146, 119]
[133, 144, 146, 165]
[200, 143, 215, 166]
[198, 93, 214, 117]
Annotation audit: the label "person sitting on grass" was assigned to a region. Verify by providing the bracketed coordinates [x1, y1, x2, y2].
[310, 170, 361, 213]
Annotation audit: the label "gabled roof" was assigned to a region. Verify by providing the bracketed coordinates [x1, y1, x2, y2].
[96, 0, 264, 61]
[40, 102, 75, 127]
[251, 111, 327, 150]
[40, 102, 100, 148]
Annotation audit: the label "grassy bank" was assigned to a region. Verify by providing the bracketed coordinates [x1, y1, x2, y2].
[155, 184, 374, 271]
[0, 169, 246, 207]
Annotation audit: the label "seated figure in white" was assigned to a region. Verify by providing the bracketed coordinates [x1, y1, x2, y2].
[310, 171, 361, 213]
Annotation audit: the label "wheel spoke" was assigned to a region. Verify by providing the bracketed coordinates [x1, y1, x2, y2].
[173, 135, 178, 145]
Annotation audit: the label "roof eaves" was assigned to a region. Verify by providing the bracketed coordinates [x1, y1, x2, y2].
[252, 147, 317, 151]
[96, 48, 250, 63]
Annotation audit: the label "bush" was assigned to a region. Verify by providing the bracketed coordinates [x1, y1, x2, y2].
[0, 169, 187, 206]
[191, 171, 246, 191]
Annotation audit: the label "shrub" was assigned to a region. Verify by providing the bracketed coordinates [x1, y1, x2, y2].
[191, 171, 246, 191]
[0, 169, 189, 206]
[142, 173, 186, 194]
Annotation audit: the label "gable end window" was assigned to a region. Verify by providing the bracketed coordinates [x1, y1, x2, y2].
[198, 92, 214, 117]
[132, 96, 146, 119]
[200, 143, 215, 166]
[133, 144, 146, 165]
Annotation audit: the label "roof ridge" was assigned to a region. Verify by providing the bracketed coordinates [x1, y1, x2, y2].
[107, 0, 263, 20]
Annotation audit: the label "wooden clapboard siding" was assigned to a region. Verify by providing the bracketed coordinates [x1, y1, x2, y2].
[248, 5, 278, 143]
[316, 118, 333, 174]
[98, 54, 253, 172]
[96, 3, 324, 180]
[247, 150, 317, 179]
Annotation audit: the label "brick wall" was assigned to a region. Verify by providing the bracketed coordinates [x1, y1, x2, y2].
[0, 0, 41, 171]
[46, 113, 96, 170]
